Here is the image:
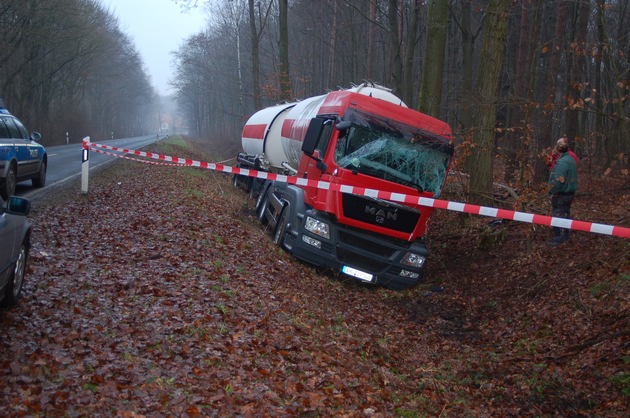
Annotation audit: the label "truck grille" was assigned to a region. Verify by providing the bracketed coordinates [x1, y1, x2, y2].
[338, 230, 397, 258]
[336, 227, 412, 273]
[341, 194, 419, 234]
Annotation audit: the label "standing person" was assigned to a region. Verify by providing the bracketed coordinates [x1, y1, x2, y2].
[547, 138, 578, 246]
[545, 137, 579, 169]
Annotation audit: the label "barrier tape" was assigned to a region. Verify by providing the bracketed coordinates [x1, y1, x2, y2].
[83, 140, 630, 239]
[89, 147, 183, 166]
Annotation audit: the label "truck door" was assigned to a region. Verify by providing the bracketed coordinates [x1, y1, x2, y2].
[300, 117, 334, 179]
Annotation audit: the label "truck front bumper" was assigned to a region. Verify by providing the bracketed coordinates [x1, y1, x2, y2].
[287, 210, 428, 290]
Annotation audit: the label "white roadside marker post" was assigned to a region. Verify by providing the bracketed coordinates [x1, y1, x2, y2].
[81, 136, 90, 194]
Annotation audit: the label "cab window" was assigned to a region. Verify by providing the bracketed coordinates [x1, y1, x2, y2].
[316, 121, 333, 157]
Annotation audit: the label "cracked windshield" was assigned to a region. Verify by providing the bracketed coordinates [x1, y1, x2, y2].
[335, 119, 452, 197]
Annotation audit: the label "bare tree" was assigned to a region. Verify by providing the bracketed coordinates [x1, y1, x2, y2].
[248, 0, 273, 110]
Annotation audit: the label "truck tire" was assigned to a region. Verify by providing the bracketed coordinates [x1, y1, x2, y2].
[256, 183, 270, 225]
[0, 164, 16, 200]
[273, 205, 289, 248]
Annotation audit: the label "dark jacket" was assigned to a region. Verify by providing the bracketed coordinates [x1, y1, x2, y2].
[548, 152, 578, 195]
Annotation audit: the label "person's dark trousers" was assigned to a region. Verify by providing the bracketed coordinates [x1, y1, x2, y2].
[551, 193, 574, 243]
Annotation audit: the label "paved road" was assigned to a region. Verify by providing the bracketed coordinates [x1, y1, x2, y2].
[15, 135, 162, 200]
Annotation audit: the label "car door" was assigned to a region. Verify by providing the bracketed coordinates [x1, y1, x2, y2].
[5, 116, 38, 177]
[0, 116, 15, 177]
[0, 202, 17, 288]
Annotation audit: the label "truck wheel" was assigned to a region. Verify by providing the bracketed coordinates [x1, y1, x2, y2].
[273, 205, 289, 248]
[0, 242, 27, 308]
[32, 161, 47, 187]
[0, 165, 16, 200]
[256, 184, 270, 225]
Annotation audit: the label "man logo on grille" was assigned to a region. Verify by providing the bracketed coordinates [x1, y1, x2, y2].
[365, 205, 398, 223]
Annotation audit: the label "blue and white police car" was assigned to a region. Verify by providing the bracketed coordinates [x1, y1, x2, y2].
[0, 101, 47, 199]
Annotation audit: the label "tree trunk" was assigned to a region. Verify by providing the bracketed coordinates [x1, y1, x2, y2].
[278, 0, 291, 100]
[248, 0, 261, 110]
[402, 0, 420, 106]
[503, 0, 531, 184]
[533, 0, 569, 182]
[459, 0, 476, 131]
[418, 0, 448, 118]
[387, 0, 403, 94]
[565, 0, 590, 150]
[328, 0, 339, 87]
[466, 0, 510, 205]
[366, 0, 377, 80]
[595, 0, 606, 164]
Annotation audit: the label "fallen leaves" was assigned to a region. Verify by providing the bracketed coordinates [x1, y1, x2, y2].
[0, 138, 628, 416]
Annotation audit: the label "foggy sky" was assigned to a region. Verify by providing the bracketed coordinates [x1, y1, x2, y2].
[104, 0, 207, 96]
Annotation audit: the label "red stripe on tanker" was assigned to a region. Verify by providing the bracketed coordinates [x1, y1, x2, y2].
[241, 103, 295, 166]
[241, 124, 266, 140]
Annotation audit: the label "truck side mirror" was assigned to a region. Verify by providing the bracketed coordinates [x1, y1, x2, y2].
[302, 117, 327, 155]
[336, 120, 351, 131]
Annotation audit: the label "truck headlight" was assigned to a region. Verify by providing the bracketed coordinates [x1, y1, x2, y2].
[401, 252, 426, 268]
[302, 235, 322, 249]
[399, 270, 420, 279]
[304, 216, 330, 239]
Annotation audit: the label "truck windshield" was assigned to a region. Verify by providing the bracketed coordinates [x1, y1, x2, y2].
[334, 112, 453, 196]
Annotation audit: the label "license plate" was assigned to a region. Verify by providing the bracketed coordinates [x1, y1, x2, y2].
[342, 265, 374, 282]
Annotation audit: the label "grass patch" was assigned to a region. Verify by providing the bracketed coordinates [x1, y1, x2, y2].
[610, 356, 630, 401]
[156, 135, 188, 155]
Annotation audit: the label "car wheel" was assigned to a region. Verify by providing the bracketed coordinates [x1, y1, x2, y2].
[0, 242, 27, 308]
[32, 160, 46, 187]
[0, 164, 16, 200]
[273, 205, 289, 248]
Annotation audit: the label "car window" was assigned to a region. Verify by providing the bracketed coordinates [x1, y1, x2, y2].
[0, 117, 10, 139]
[6, 117, 29, 139]
[11, 118, 31, 139]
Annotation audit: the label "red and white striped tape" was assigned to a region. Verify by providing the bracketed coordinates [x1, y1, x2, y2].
[84, 140, 630, 239]
[89, 147, 183, 166]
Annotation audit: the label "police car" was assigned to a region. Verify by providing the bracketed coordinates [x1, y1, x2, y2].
[0, 100, 47, 199]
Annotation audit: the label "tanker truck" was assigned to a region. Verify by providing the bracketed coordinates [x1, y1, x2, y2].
[234, 83, 454, 290]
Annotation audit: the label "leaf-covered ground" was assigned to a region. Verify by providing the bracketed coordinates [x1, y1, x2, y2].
[1, 137, 628, 417]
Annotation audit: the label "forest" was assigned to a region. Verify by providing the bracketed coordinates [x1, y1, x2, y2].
[1, 0, 629, 202]
[0, 0, 158, 143]
[173, 0, 629, 203]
